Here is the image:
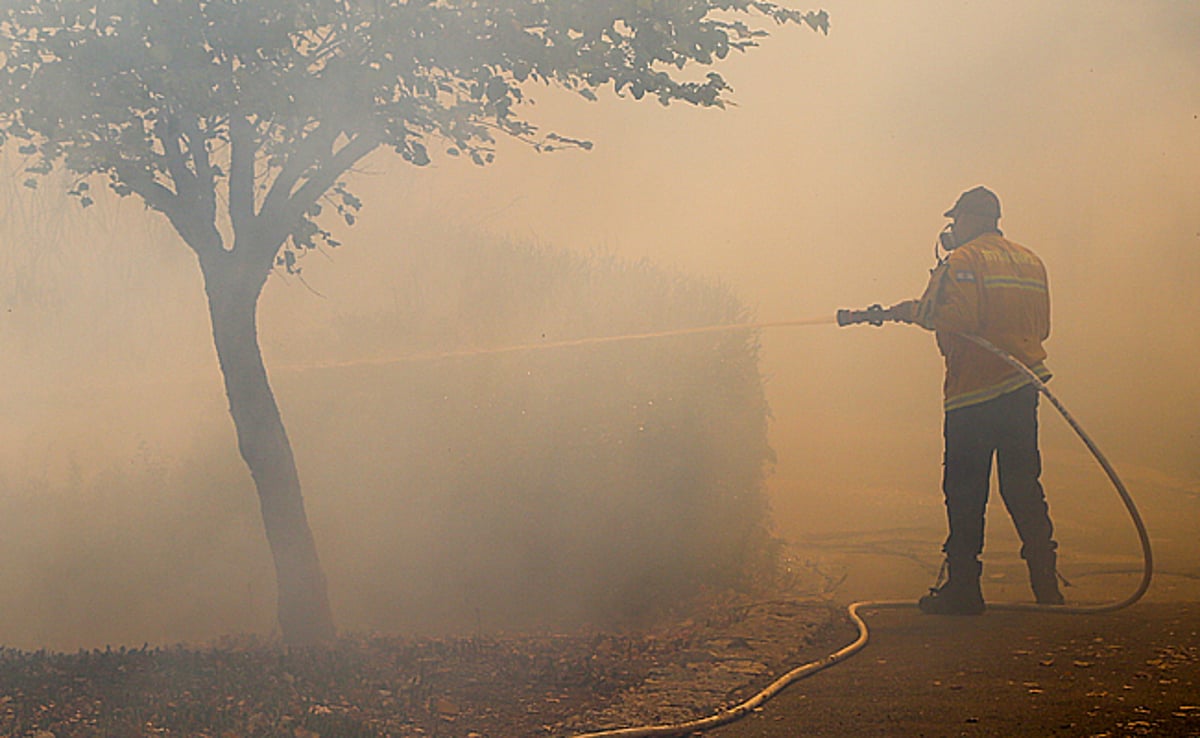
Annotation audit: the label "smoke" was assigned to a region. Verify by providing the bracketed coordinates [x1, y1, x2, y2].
[331, 1, 1199, 585]
[2, 0, 1198, 648]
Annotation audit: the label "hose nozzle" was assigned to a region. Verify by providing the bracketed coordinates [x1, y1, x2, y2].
[836, 304, 894, 327]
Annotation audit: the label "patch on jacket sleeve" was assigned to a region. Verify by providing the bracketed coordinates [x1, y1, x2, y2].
[954, 270, 976, 282]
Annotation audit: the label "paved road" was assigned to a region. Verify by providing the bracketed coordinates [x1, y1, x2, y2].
[706, 601, 1200, 737]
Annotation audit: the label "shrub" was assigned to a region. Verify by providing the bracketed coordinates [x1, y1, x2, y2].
[289, 236, 777, 632]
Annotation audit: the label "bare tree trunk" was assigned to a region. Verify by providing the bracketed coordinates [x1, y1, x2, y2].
[199, 250, 335, 646]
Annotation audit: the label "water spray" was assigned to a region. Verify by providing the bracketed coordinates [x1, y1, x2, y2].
[569, 306, 1153, 738]
[279, 315, 835, 373]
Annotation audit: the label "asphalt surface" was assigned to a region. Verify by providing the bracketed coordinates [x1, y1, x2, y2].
[706, 601, 1200, 737]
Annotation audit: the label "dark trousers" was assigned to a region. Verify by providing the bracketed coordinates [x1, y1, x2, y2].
[942, 384, 1057, 565]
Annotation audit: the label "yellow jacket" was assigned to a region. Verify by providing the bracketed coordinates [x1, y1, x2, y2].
[913, 232, 1051, 411]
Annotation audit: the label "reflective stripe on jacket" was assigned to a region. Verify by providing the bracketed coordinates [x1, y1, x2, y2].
[914, 232, 1051, 411]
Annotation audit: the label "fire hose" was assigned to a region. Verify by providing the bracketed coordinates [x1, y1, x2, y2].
[569, 306, 1153, 738]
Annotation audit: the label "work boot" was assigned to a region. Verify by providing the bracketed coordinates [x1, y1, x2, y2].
[1026, 552, 1065, 606]
[918, 559, 985, 615]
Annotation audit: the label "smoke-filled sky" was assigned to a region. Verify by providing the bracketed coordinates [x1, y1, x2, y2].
[337, 0, 1199, 515]
[1, 0, 1198, 648]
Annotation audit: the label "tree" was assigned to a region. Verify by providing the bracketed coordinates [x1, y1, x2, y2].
[0, 0, 827, 645]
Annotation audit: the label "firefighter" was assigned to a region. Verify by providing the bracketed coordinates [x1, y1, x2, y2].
[890, 186, 1065, 614]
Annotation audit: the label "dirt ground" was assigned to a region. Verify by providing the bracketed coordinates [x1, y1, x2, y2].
[0, 591, 841, 738]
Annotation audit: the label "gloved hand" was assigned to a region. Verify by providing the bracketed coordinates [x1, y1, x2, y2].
[888, 300, 918, 324]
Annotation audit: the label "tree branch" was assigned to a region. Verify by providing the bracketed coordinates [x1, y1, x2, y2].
[178, 114, 218, 224]
[157, 115, 194, 200]
[255, 131, 379, 257]
[258, 122, 339, 226]
[114, 162, 220, 256]
[289, 132, 379, 212]
[229, 112, 255, 236]
[114, 162, 177, 213]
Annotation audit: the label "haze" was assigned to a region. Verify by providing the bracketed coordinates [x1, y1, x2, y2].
[1, 0, 1197, 649]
